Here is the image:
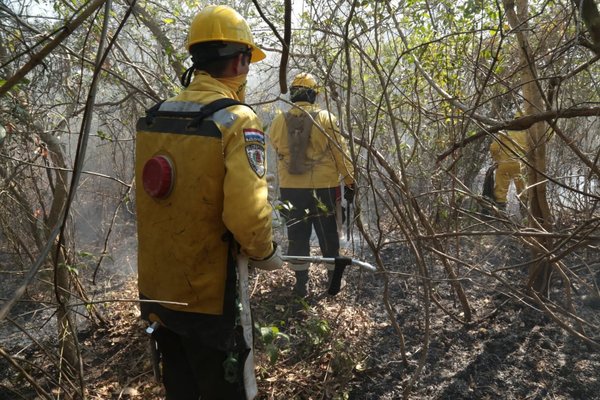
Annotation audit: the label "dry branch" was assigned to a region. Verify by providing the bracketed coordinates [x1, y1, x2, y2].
[0, 0, 108, 96]
[436, 107, 600, 163]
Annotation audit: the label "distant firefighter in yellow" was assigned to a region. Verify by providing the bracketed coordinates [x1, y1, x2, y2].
[489, 127, 529, 208]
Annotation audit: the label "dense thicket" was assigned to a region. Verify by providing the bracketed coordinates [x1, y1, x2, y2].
[0, 0, 598, 398]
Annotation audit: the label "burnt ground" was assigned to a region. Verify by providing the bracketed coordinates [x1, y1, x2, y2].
[248, 234, 600, 400]
[1, 233, 599, 399]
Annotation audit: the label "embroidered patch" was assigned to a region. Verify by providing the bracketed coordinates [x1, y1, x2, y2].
[245, 144, 265, 177]
[243, 128, 265, 144]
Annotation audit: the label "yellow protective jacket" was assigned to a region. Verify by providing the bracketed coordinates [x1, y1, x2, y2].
[490, 130, 529, 163]
[136, 72, 273, 317]
[269, 101, 354, 188]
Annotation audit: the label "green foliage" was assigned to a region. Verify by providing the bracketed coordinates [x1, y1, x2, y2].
[297, 317, 330, 357]
[59, 262, 81, 276]
[256, 323, 290, 365]
[58, 250, 101, 276]
[315, 196, 329, 213]
[330, 339, 356, 378]
[96, 130, 113, 142]
[275, 200, 294, 213]
[78, 251, 95, 259]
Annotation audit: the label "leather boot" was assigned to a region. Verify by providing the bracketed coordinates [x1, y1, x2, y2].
[293, 270, 309, 297]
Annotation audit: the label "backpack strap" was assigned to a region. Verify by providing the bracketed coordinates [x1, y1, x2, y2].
[143, 98, 252, 126]
[144, 100, 165, 125]
[188, 98, 250, 128]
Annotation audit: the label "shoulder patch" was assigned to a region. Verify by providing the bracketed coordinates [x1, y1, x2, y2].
[243, 128, 265, 145]
[245, 144, 266, 178]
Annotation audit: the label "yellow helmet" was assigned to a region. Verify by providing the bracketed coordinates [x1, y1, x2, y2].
[186, 5, 266, 63]
[291, 73, 319, 92]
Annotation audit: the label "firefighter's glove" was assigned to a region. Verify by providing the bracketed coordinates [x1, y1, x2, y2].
[249, 242, 283, 271]
[266, 174, 277, 202]
[268, 185, 277, 202]
[344, 184, 355, 204]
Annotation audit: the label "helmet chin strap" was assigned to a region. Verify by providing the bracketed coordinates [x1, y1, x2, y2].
[180, 66, 195, 88]
[181, 45, 251, 88]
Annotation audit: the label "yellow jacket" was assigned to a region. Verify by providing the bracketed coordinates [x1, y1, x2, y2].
[136, 72, 273, 316]
[269, 102, 354, 188]
[490, 130, 529, 163]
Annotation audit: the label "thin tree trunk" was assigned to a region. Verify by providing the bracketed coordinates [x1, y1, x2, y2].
[503, 0, 554, 295]
[572, 0, 600, 53]
[44, 133, 82, 394]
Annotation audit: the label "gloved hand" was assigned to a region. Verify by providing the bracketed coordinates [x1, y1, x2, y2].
[267, 183, 277, 201]
[249, 242, 283, 271]
[266, 174, 277, 202]
[344, 184, 355, 204]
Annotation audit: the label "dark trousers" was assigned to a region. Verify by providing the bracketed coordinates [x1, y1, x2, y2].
[153, 326, 245, 400]
[280, 187, 340, 258]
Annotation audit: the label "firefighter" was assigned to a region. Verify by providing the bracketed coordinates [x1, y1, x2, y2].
[489, 126, 529, 209]
[136, 5, 282, 399]
[269, 72, 355, 297]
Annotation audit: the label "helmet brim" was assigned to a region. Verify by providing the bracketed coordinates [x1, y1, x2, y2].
[249, 45, 266, 63]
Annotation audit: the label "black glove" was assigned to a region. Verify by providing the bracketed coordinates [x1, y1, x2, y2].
[344, 184, 355, 204]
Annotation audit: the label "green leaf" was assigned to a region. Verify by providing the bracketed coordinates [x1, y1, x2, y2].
[259, 326, 277, 344]
[59, 263, 80, 276]
[97, 130, 113, 142]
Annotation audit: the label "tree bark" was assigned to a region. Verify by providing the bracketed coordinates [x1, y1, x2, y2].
[572, 0, 600, 53]
[503, 0, 554, 296]
[130, 0, 185, 78]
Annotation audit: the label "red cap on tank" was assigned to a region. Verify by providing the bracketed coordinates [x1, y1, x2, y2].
[142, 155, 174, 198]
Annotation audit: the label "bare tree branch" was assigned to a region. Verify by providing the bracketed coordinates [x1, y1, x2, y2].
[0, 0, 108, 96]
[436, 107, 600, 162]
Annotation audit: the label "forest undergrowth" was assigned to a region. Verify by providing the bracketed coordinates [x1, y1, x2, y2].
[2, 0, 600, 398]
[1, 218, 599, 400]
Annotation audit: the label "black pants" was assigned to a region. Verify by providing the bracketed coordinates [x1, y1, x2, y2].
[280, 187, 340, 258]
[153, 326, 245, 400]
